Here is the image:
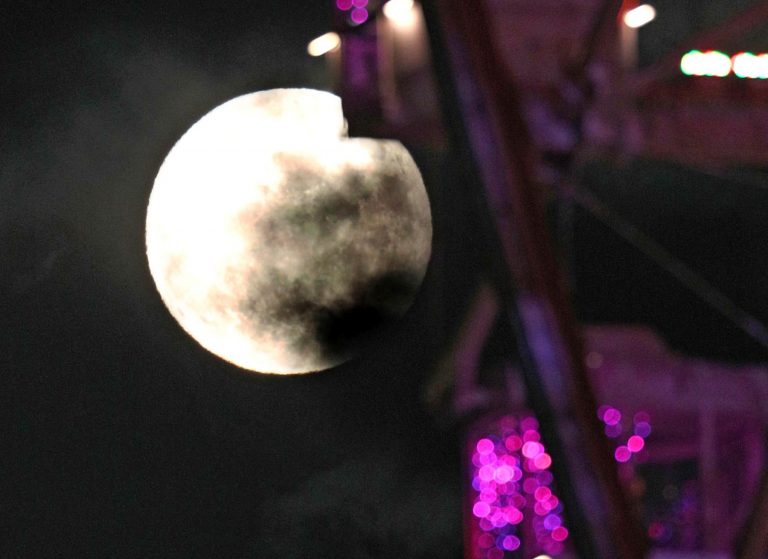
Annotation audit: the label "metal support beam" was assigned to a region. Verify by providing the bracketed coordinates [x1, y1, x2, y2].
[422, 1, 648, 557]
[738, 465, 768, 559]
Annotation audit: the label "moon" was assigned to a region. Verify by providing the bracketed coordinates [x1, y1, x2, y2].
[146, 89, 432, 375]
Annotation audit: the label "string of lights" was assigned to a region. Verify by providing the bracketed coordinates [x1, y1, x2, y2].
[681, 50, 768, 79]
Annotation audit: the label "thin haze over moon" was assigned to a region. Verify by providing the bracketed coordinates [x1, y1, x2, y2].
[146, 89, 432, 375]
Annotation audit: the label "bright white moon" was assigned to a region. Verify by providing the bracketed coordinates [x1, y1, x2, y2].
[146, 89, 432, 375]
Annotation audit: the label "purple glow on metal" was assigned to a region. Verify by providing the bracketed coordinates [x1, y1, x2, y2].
[336, 0, 353, 10]
[350, 7, 369, 24]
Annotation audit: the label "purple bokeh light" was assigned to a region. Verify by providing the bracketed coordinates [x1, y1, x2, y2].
[603, 407, 622, 426]
[615, 445, 632, 463]
[350, 7, 369, 24]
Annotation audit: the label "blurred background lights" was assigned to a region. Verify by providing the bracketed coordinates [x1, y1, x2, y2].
[470, 409, 651, 555]
[680, 50, 732, 77]
[336, 0, 353, 9]
[470, 415, 569, 557]
[623, 4, 657, 29]
[306, 32, 341, 57]
[599, 404, 652, 462]
[383, 0, 417, 25]
[602, 407, 621, 426]
[477, 438, 495, 454]
[350, 7, 369, 24]
[615, 445, 632, 463]
[627, 434, 645, 452]
[732, 52, 768, 79]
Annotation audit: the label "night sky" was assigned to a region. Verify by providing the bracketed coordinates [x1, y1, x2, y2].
[5, 2, 768, 558]
[1, 3, 464, 557]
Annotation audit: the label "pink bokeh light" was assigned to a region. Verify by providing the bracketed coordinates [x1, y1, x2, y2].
[470, 415, 568, 557]
[627, 435, 645, 453]
[350, 7, 368, 24]
[615, 445, 632, 463]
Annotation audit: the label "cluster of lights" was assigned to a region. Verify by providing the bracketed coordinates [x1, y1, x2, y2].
[681, 50, 768, 79]
[336, 0, 371, 26]
[597, 405, 652, 463]
[470, 408, 650, 556]
[470, 415, 569, 558]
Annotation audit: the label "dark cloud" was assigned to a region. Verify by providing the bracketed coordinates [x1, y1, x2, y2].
[242, 452, 462, 559]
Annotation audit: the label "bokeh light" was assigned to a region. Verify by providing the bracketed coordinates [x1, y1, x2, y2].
[600, 404, 652, 463]
[732, 52, 768, 79]
[615, 445, 632, 463]
[383, 0, 416, 25]
[470, 415, 569, 557]
[627, 435, 645, 453]
[623, 4, 656, 29]
[602, 407, 621, 426]
[634, 421, 652, 438]
[350, 7, 369, 24]
[680, 50, 732, 77]
[307, 32, 341, 57]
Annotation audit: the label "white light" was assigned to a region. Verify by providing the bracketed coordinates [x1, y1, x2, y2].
[680, 50, 731, 77]
[307, 32, 341, 57]
[623, 4, 656, 28]
[732, 52, 768, 79]
[383, 0, 416, 25]
[532, 555, 553, 559]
